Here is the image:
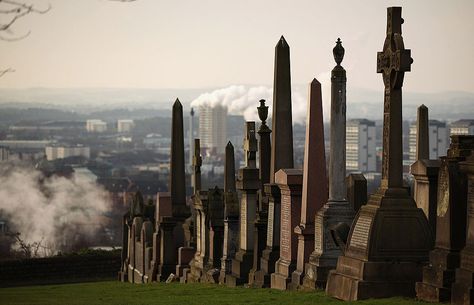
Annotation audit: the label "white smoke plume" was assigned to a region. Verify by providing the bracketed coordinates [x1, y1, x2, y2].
[191, 84, 318, 124]
[0, 164, 112, 255]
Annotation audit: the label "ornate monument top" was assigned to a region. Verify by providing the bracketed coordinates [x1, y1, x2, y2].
[333, 38, 344, 66]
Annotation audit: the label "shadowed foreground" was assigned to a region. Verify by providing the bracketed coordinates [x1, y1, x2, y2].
[0, 281, 438, 305]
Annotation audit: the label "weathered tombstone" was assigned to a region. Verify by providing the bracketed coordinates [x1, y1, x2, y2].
[226, 122, 260, 287]
[188, 190, 209, 282]
[346, 174, 367, 213]
[203, 187, 225, 283]
[157, 99, 191, 280]
[326, 7, 432, 300]
[270, 168, 303, 290]
[119, 211, 131, 282]
[416, 135, 473, 303]
[219, 142, 240, 284]
[289, 78, 327, 290]
[253, 35, 294, 288]
[248, 100, 272, 286]
[149, 192, 171, 282]
[411, 105, 440, 236]
[303, 41, 354, 289]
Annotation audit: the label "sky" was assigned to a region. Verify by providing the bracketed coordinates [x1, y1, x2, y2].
[0, 0, 473, 94]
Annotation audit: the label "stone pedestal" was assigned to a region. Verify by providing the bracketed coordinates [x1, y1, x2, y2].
[219, 216, 239, 284]
[270, 169, 303, 290]
[252, 183, 281, 287]
[411, 159, 440, 237]
[226, 167, 259, 287]
[347, 173, 367, 213]
[157, 217, 180, 281]
[248, 209, 268, 286]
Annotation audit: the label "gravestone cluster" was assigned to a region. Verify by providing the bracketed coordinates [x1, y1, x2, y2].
[119, 6, 474, 303]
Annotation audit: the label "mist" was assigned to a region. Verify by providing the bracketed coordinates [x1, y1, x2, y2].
[0, 163, 112, 255]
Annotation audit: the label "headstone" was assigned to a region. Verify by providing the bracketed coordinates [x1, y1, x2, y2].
[411, 105, 440, 235]
[187, 189, 209, 282]
[219, 142, 240, 284]
[270, 169, 303, 290]
[290, 79, 328, 290]
[248, 99, 272, 286]
[226, 122, 260, 287]
[252, 36, 294, 288]
[203, 187, 224, 283]
[302, 41, 354, 289]
[158, 99, 191, 280]
[416, 135, 473, 303]
[444, 135, 474, 305]
[326, 7, 432, 300]
[149, 192, 172, 282]
[346, 173, 367, 213]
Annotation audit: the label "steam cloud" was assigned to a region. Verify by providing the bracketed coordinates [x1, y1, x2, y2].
[190, 82, 331, 124]
[0, 164, 112, 255]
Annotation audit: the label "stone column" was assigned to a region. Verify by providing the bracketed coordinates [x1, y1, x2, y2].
[326, 8, 432, 300]
[203, 187, 224, 283]
[252, 35, 294, 288]
[417, 135, 473, 303]
[346, 173, 367, 213]
[303, 40, 354, 290]
[226, 122, 259, 287]
[219, 142, 240, 284]
[248, 99, 272, 286]
[411, 105, 440, 235]
[158, 98, 191, 281]
[290, 79, 327, 290]
[270, 169, 303, 290]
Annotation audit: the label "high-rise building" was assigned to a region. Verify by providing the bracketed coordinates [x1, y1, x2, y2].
[86, 119, 107, 133]
[450, 119, 474, 135]
[408, 120, 448, 163]
[117, 119, 134, 133]
[198, 104, 227, 155]
[346, 119, 376, 172]
[45, 145, 90, 161]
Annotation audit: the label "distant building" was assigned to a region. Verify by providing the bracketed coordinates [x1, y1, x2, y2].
[0, 140, 52, 150]
[45, 145, 90, 161]
[450, 119, 474, 135]
[346, 119, 376, 172]
[86, 119, 107, 133]
[409, 120, 448, 163]
[0, 146, 9, 162]
[117, 119, 134, 133]
[199, 104, 227, 155]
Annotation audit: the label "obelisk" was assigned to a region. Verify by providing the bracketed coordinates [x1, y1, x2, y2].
[253, 35, 294, 288]
[326, 8, 432, 300]
[290, 78, 328, 290]
[219, 141, 240, 284]
[411, 105, 440, 235]
[302, 40, 354, 289]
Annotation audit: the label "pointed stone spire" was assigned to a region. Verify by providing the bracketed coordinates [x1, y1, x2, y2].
[225, 141, 236, 193]
[416, 104, 429, 160]
[270, 35, 294, 183]
[170, 98, 186, 208]
[301, 79, 327, 222]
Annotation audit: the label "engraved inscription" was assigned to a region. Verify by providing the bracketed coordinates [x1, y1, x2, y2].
[437, 162, 449, 217]
[266, 201, 275, 247]
[280, 194, 291, 259]
[314, 218, 322, 252]
[350, 215, 372, 249]
[240, 196, 247, 250]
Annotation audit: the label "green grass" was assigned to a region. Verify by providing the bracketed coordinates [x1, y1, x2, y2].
[0, 281, 437, 305]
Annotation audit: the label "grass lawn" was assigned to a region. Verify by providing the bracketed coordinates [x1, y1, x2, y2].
[0, 281, 438, 305]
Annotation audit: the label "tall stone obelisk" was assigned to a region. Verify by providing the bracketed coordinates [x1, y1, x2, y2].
[158, 98, 191, 280]
[253, 35, 294, 288]
[302, 40, 354, 289]
[219, 141, 240, 283]
[326, 8, 432, 300]
[416, 105, 429, 161]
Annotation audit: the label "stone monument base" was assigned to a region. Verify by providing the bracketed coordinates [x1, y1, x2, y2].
[416, 248, 460, 303]
[250, 247, 279, 288]
[452, 248, 474, 305]
[226, 250, 253, 287]
[326, 256, 424, 300]
[271, 258, 296, 290]
[326, 188, 432, 301]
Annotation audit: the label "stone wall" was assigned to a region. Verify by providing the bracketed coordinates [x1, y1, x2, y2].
[0, 251, 121, 287]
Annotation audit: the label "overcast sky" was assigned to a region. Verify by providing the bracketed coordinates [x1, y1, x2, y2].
[0, 0, 472, 93]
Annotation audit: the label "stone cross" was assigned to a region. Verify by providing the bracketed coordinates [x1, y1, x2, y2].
[376, 7, 413, 189]
[270, 36, 294, 183]
[243, 122, 258, 168]
[416, 104, 429, 160]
